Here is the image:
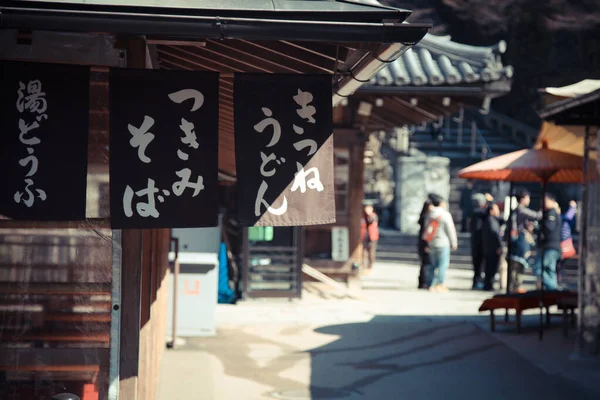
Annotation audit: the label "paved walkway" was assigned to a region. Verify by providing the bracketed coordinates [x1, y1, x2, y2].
[157, 261, 600, 400]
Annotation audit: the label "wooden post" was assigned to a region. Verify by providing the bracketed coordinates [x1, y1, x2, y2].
[118, 230, 143, 400]
[348, 133, 366, 280]
[117, 35, 148, 400]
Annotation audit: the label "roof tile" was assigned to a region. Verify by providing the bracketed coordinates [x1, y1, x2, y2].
[371, 34, 512, 87]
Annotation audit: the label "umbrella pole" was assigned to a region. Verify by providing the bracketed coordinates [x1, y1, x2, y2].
[539, 180, 547, 341]
[506, 182, 514, 294]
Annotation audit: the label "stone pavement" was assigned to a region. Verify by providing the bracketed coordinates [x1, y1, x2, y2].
[157, 261, 600, 400]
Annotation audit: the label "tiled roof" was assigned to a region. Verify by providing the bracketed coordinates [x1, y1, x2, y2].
[369, 34, 514, 87]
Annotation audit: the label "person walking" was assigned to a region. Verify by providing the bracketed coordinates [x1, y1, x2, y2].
[482, 203, 503, 291]
[360, 205, 379, 275]
[469, 193, 488, 289]
[534, 193, 562, 290]
[423, 194, 457, 293]
[507, 187, 542, 292]
[459, 181, 474, 233]
[417, 199, 433, 289]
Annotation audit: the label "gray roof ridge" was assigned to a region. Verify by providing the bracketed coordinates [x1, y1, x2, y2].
[367, 33, 513, 88]
[418, 34, 506, 67]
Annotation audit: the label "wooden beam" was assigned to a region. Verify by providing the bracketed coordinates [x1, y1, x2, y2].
[118, 35, 147, 400]
[0, 218, 110, 229]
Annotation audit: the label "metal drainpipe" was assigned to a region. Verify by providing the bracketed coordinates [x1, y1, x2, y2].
[169, 237, 180, 349]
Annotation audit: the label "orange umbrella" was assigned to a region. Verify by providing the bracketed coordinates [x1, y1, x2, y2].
[458, 141, 583, 341]
[458, 142, 583, 183]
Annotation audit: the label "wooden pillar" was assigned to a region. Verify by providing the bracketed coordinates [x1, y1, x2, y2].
[118, 229, 143, 400]
[348, 133, 366, 272]
[118, 35, 147, 400]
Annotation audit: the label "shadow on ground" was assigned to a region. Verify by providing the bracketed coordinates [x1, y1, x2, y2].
[170, 314, 597, 400]
[304, 315, 595, 400]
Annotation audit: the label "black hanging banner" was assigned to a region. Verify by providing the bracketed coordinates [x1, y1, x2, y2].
[234, 74, 335, 226]
[0, 61, 90, 221]
[109, 69, 219, 229]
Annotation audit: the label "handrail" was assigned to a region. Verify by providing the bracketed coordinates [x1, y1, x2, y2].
[469, 120, 494, 160]
[479, 109, 538, 147]
[476, 124, 494, 160]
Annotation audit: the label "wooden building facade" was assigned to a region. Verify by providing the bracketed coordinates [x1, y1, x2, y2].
[0, 1, 429, 398]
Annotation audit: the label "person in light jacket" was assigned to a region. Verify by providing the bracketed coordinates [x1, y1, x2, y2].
[423, 193, 458, 293]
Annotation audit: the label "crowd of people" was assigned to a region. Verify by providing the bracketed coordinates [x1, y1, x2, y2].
[360, 185, 577, 292]
[416, 186, 578, 292]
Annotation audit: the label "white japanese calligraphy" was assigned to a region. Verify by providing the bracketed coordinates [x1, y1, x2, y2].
[260, 152, 286, 177]
[254, 181, 288, 217]
[293, 124, 304, 135]
[177, 149, 189, 161]
[293, 89, 316, 123]
[293, 139, 318, 157]
[254, 108, 281, 147]
[15, 79, 48, 208]
[123, 178, 165, 218]
[16, 80, 47, 114]
[128, 116, 155, 164]
[168, 89, 204, 112]
[178, 118, 199, 149]
[19, 148, 38, 177]
[18, 119, 41, 146]
[291, 162, 324, 193]
[14, 179, 47, 208]
[172, 168, 204, 197]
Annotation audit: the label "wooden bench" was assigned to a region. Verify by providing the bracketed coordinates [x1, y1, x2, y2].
[479, 290, 576, 333]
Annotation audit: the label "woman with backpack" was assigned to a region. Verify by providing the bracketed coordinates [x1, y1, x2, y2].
[417, 199, 433, 289]
[422, 193, 458, 292]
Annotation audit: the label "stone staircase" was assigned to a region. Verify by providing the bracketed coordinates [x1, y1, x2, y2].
[407, 110, 543, 225]
[377, 230, 474, 270]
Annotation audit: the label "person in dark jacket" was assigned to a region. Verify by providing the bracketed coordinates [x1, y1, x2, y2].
[459, 181, 474, 232]
[533, 193, 562, 290]
[469, 193, 488, 289]
[507, 187, 542, 292]
[417, 199, 433, 289]
[482, 203, 503, 291]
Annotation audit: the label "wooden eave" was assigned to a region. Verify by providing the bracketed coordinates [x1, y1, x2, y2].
[155, 39, 409, 178]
